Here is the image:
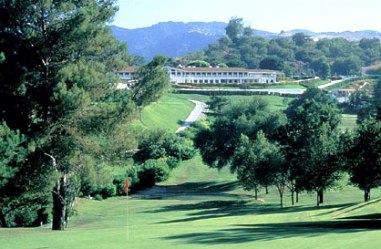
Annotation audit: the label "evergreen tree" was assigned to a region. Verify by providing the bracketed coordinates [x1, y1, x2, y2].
[0, 0, 132, 230]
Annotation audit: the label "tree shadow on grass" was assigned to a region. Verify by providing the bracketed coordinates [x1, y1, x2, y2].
[149, 199, 353, 224]
[163, 219, 381, 244]
[168, 181, 241, 193]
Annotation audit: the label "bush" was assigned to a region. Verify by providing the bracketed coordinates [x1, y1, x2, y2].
[100, 184, 116, 198]
[113, 166, 140, 195]
[137, 159, 170, 189]
[165, 156, 179, 169]
[94, 194, 103, 201]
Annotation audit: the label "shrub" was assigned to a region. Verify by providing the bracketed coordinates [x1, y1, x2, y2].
[137, 159, 170, 189]
[94, 194, 103, 201]
[100, 184, 116, 198]
[113, 166, 140, 195]
[165, 156, 179, 169]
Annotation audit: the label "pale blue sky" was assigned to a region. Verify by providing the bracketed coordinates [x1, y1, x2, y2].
[112, 0, 381, 32]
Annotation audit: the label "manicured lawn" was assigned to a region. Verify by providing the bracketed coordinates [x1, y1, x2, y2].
[138, 92, 354, 132]
[137, 93, 195, 132]
[2, 155, 381, 249]
[137, 93, 293, 132]
[2, 92, 375, 249]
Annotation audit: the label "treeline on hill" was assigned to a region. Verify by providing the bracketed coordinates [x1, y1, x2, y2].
[0, 1, 197, 230]
[172, 17, 381, 79]
[195, 81, 381, 208]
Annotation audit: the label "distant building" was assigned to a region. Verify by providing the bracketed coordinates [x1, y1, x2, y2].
[167, 67, 281, 84]
[117, 66, 139, 89]
[117, 66, 282, 86]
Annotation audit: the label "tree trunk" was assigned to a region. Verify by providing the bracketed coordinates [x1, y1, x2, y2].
[265, 186, 269, 194]
[278, 187, 284, 208]
[254, 187, 258, 200]
[364, 188, 371, 202]
[296, 191, 299, 203]
[318, 189, 324, 204]
[291, 190, 295, 205]
[316, 191, 320, 207]
[0, 209, 7, 228]
[52, 175, 67, 231]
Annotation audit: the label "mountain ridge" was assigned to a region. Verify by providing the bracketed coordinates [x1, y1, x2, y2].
[110, 22, 381, 61]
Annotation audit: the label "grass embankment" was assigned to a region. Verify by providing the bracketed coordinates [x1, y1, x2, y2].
[136, 94, 195, 132]
[2, 155, 381, 249]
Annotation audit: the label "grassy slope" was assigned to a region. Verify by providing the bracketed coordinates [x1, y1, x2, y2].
[137, 93, 195, 132]
[2, 155, 381, 249]
[2, 93, 370, 249]
[137, 93, 292, 132]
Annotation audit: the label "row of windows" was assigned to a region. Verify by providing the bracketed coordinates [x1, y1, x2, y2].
[186, 79, 266, 84]
[170, 72, 250, 77]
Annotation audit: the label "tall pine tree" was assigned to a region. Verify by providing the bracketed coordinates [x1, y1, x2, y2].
[0, 0, 132, 230]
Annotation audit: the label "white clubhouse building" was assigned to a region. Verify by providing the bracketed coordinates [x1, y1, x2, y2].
[118, 66, 281, 85]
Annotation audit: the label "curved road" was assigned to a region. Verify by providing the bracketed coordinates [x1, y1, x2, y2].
[176, 100, 208, 133]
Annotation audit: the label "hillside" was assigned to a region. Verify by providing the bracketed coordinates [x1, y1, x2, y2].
[110, 22, 227, 61]
[111, 22, 381, 60]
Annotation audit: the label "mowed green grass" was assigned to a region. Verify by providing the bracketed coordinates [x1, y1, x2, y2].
[1, 93, 371, 249]
[138, 93, 195, 131]
[137, 93, 293, 132]
[140, 93, 357, 131]
[2, 155, 381, 249]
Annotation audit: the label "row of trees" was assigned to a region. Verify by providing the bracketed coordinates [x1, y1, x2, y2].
[180, 18, 381, 79]
[195, 86, 381, 207]
[0, 1, 171, 230]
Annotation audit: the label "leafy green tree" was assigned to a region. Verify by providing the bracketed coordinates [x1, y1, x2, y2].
[133, 130, 196, 168]
[186, 60, 211, 68]
[225, 17, 244, 43]
[331, 56, 362, 76]
[284, 89, 342, 206]
[232, 132, 286, 207]
[207, 96, 230, 115]
[195, 98, 286, 170]
[137, 159, 170, 189]
[359, 38, 381, 65]
[259, 56, 284, 71]
[347, 117, 381, 201]
[292, 33, 313, 47]
[311, 57, 331, 80]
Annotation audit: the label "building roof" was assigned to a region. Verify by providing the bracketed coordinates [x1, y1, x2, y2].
[119, 66, 139, 73]
[119, 66, 281, 74]
[172, 67, 280, 73]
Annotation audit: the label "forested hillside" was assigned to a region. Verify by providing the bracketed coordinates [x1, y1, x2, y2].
[179, 18, 381, 79]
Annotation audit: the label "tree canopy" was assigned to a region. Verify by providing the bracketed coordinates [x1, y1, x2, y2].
[0, 0, 168, 230]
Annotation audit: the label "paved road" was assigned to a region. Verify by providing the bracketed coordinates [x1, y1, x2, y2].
[176, 100, 208, 133]
[318, 77, 351, 89]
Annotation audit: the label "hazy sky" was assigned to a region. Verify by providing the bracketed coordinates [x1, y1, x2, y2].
[112, 0, 381, 32]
